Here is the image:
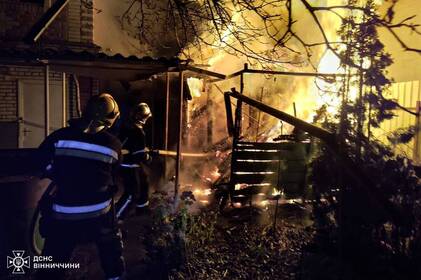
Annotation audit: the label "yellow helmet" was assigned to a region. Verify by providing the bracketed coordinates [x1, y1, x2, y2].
[132, 102, 152, 126]
[83, 93, 120, 128]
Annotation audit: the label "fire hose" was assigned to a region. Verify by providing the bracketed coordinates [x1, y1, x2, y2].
[155, 150, 212, 157]
[122, 149, 212, 158]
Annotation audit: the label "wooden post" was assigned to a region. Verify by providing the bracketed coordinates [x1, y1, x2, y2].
[227, 89, 335, 144]
[165, 71, 170, 150]
[293, 102, 297, 117]
[174, 71, 184, 199]
[207, 83, 213, 146]
[44, 64, 50, 137]
[62, 72, 66, 127]
[255, 88, 264, 141]
[413, 101, 421, 163]
[224, 93, 234, 136]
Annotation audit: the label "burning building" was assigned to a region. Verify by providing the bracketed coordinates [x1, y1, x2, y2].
[0, 0, 421, 279]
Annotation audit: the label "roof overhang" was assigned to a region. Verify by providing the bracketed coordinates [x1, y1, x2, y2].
[0, 50, 228, 81]
[47, 59, 174, 80]
[0, 49, 184, 81]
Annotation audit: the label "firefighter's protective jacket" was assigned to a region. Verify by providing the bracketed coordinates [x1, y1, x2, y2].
[116, 123, 151, 214]
[38, 124, 122, 212]
[36, 122, 125, 280]
[119, 123, 151, 165]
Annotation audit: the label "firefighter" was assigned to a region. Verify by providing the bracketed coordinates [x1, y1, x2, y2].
[116, 102, 154, 219]
[36, 93, 125, 280]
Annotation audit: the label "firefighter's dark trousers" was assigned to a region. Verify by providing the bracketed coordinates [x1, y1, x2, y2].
[116, 166, 149, 219]
[36, 211, 125, 280]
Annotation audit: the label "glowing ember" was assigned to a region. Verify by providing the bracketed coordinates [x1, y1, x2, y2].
[199, 200, 209, 204]
[193, 189, 203, 195]
[233, 202, 242, 208]
[272, 188, 283, 197]
[236, 149, 280, 152]
[285, 198, 303, 204]
[260, 200, 269, 207]
[234, 183, 247, 191]
[210, 168, 221, 179]
[193, 188, 212, 197]
[203, 189, 212, 196]
[236, 159, 278, 163]
[234, 171, 275, 175]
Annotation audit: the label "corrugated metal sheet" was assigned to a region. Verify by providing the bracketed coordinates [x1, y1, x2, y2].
[372, 80, 421, 159]
[0, 47, 181, 80]
[0, 48, 180, 65]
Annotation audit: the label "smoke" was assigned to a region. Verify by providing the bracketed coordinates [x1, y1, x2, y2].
[182, 0, 344, 143]
[93, 0, 147, 56]
[93, 0, 203, 57]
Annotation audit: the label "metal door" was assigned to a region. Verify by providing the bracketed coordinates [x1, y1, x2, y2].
[18, 80, 64, 148]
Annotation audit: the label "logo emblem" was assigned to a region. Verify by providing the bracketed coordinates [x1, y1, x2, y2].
[7, 250, 30, 274]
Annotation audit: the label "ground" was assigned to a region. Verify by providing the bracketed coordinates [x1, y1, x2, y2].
[59, 199, 318, 280]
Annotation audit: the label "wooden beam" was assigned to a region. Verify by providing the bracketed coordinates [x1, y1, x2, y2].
[24, 0, 71, 43]
[174, 71, 184, 199]
[62, 72, 66, 127]
[44, 64, 50, 137]
[226, 88, 336, 145]
[226, 68, 347, 79]
[181, 65, 226, 80]
[224, 93, 234, 136]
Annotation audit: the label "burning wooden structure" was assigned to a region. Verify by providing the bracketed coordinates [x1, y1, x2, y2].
[209, 64, 342, 209]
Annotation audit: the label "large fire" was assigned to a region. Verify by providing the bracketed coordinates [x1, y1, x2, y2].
[182, 0, 379, 207]
[187, 77, 204, 98]
[314, 50, 344, 116]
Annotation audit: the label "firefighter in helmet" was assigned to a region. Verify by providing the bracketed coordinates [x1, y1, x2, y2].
[116, 102, 154, 218]
[36, 93, 125, 280]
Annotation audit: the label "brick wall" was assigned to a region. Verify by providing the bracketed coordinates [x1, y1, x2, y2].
[0, 65, 98, 121]
[0, 78, 17, 122]
[0, 0, 95, 147]
[80, 0, 93, 43]
[0, 0, 93, 46]
[67, 0, 81, 43]
[0, 65, 64, 122]
[0, 0, 68, 43]
[67, 75, 99, 118]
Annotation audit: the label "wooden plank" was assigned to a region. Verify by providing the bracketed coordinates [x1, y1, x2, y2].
[233, 185, 271, 196]
[234, 150, 283, 160]
[233, 149, 308, 160]
[283, 183, 305, 198]
[233, 160, 306, 173]
[284, 160, 307, 172]
[224, 93, 234, 136]
[231, 195, 250, 203]
[279, 172, 306, 183]
[227, 89, 336, 145]
[236, 141, 295, 150]
[231, 173, 278, 184]
[233, 160, 282, 172]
